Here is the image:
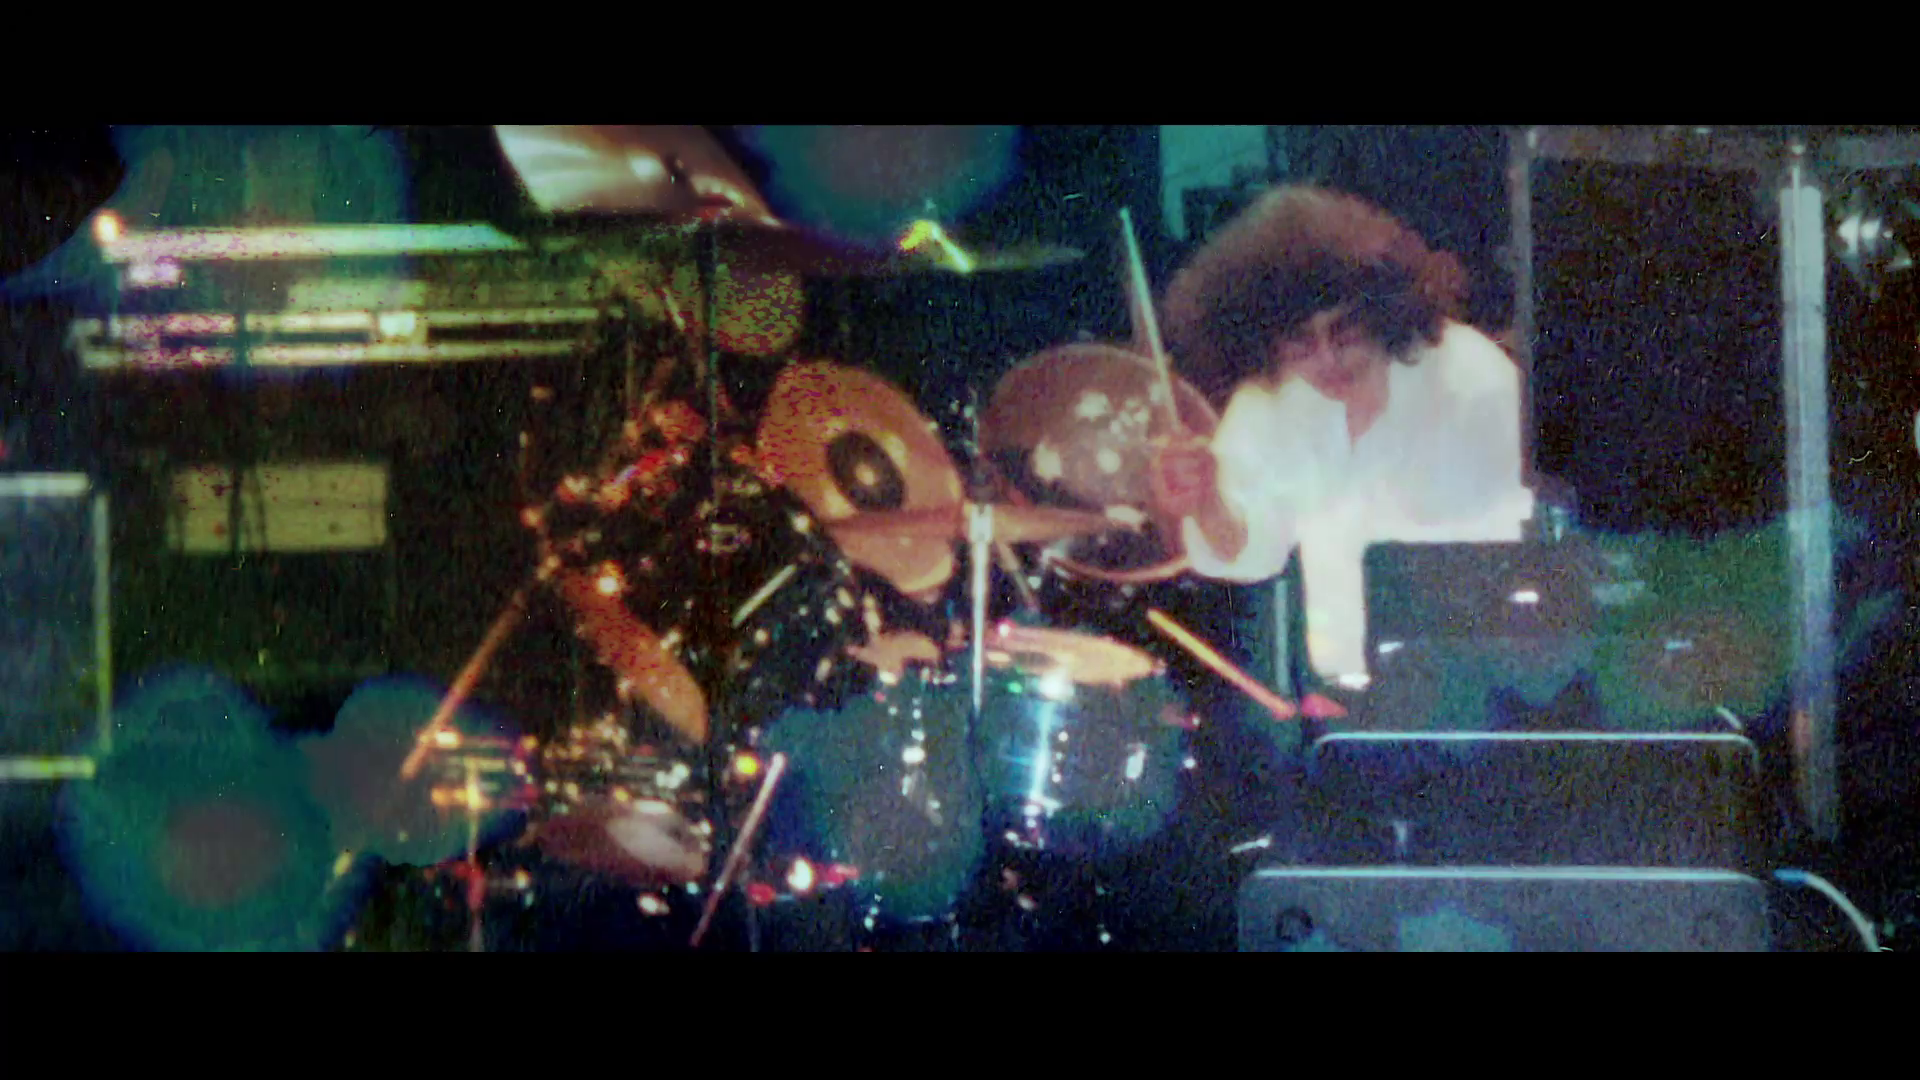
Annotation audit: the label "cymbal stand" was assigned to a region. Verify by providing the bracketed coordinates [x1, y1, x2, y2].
[963, 395, 1002, 875]
[463, 757, 486, 953]
[965, 393, 994, 720]
[690, 223, 759, 948]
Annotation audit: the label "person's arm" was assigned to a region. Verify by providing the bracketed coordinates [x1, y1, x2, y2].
[1156, 383, 1337, 583]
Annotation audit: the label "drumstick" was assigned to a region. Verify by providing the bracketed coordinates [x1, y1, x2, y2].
[401, 582, 535, 782]
[733, 564, 798, 628]
[1145, 608, 1298, 720]
[1118, 209, 1186, 439]
[994, 539, 1041, 614]
[690, 752, 789, 949]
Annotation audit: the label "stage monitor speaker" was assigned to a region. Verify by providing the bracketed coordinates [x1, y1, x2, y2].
[1240, 866, 1771, 952]
[1296, 732, 1767, 871]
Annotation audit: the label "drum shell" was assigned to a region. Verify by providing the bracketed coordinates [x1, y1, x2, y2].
[976, 670, 1187, 856]
[762, 671, 985, 925]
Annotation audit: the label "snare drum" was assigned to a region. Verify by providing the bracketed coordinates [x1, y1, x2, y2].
[975, 622, 1190, 857]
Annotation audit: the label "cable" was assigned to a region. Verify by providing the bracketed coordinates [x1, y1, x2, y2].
[1773, 869, 1884, 953]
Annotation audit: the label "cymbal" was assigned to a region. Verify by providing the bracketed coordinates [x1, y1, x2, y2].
[885, 241, 1088, 276]
[495, 125, 772, 220]
[757, 361, 964, 595]
[826, 503, 1125, 547]
[496, 124, 904, 279]
[530, 798, 710, 887]
[981, 342, 1219, 511]
[540, 212, 898, 279]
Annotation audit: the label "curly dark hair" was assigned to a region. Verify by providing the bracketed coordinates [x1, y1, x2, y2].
[1162, 185, 1469, 403]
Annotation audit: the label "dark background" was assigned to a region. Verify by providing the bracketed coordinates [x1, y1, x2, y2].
[4, 125, 1919, 950]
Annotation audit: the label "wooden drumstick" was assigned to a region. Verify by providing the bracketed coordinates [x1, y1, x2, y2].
[1119, 208, 1186, 440]
[401, 582, 535, 782]
[1145, 608, 1298, 720]
[690, 752, 789, 949]
[994, 539, 1042, 614]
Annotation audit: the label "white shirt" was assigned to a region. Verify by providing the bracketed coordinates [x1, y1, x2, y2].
[1181, 320, 1535, 680]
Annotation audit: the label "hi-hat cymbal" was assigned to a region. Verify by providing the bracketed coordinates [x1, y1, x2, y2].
[757, 361, 964, 595]
[981, 343, 1219, 512]
[826, 503, 1126, 548]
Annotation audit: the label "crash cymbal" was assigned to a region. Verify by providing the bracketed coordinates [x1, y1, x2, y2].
[981, 342, 1219, 512]
[495, 125, 771, 220]
[886, 230, 1087, 275]
[757, 361, 964, 595]
[553, 568, 709, 744]
[826, 503, 1126, 547]
[497, 125, 899, 279]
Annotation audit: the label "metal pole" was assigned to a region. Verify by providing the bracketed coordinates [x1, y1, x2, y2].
[1778, 143, 1840, 844]
[1271, 575, 1295, 701]
[92, 490, 113, 754]
[1506, 127, 1539, 494]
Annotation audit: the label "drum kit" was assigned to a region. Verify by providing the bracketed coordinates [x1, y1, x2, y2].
[324, 127, 1290, 952]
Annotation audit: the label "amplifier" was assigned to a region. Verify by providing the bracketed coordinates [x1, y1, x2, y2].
[0, 473, 112, 759]
[1239, 866, 1771, 952]
[1292, 732, 1768, 871]
[1358, 541, 1749, 732]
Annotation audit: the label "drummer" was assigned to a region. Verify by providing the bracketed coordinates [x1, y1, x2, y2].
[1148, 185, 1536, 713]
